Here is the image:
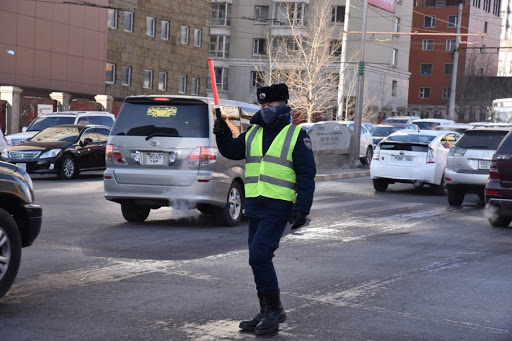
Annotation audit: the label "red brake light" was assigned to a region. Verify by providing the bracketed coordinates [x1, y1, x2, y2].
[426, 147, 436, 163]
[489, 161, 500, 179]
[153, 97, 170, 101]
[187, 147, 218, 165]
[106, 144, 126, 164]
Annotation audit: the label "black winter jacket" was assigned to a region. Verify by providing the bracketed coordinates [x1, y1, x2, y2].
[216, 110, 316, 220]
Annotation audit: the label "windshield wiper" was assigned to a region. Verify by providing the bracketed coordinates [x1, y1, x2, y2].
[145, 132, 181, 140]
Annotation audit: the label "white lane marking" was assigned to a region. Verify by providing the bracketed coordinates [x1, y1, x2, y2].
[349, 202, 422, 213]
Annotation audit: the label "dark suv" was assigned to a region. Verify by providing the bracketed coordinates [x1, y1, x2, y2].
[485, 130, 512, 227]
[0, 162, 42, 298]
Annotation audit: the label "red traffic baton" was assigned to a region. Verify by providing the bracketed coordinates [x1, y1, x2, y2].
[208, 58, 222, 120]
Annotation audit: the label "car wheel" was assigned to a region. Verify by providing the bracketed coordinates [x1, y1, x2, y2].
[0, 208, 22, 299]
[121, 201, 151, 222]
[447, 189, 464, 206]
[360, 146, 373, 165]
[486, 203, 512, 227]
[373, 179, 388, 192]
[58, 155, 78, 180]
[433, 175, 446, 196]
[217, 181, 244, 226]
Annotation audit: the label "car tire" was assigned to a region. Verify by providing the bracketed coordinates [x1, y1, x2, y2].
[360, 146, 373, 166]
[487, 204, 512, 227]
[217, 181, 244, 226]
[121, 201, 151, 222]
[0, 208, 22, 299]
[433, 175, 446, 196]
[373, 179, 388, 192]
[58, 155, 78, 180]
[447, 189, 464, 206]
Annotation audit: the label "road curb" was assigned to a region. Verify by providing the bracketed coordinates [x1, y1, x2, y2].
[315, 170, 370, 181]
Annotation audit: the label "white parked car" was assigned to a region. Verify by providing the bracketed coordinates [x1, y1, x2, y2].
[410, 118, 455, 130]
[5, 111, 115, 146]
[370, 130, 461, 193]
[382, 115, 421, 126]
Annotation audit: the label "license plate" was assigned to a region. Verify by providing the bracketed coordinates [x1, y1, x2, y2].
[147, 152, 164, 165]
[16, 163, 26, 170]
[478, 160, 491, 169]
[392, 155, 413, 162]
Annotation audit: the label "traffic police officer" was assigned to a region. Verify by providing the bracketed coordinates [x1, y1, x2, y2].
[213, 83, 316, 335]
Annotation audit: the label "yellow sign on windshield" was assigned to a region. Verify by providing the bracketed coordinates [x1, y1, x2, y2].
[147, 106, 177, 117]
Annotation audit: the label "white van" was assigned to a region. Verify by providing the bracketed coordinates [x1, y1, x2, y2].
[103, 95, 260, 226]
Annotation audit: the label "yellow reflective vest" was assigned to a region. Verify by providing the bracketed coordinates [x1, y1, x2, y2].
[244, 124, 301, 202]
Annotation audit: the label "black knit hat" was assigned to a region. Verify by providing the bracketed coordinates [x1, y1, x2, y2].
[257, 83, 289, 104]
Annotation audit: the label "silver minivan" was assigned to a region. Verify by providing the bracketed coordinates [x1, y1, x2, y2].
[103, 95, 260, 226]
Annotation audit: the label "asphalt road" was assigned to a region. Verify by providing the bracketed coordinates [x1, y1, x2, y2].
[1, 173, 511, 340]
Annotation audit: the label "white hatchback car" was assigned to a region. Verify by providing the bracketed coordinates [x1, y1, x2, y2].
[370, 130, 461, 193]
[411, 118, 455, 130]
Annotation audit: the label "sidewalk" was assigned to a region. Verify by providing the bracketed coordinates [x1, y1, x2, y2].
[315, 167, 370, 181]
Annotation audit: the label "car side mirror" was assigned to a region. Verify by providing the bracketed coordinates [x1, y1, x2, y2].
[22, 127, 27, 132]
[81, 138, 93, 147]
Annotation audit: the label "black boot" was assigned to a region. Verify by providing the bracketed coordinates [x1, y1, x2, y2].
[239, 292, 266, 331]
[254, 290, 287, 335]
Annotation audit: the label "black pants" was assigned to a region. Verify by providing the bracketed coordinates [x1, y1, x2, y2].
[248, 217, 288, 292]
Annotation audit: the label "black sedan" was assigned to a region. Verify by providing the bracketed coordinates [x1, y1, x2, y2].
[1, 124, 110, 180]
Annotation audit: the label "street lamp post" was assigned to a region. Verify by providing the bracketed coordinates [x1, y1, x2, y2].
[354, 0, 368, 167]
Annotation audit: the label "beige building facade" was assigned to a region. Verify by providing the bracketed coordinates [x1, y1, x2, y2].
[106, 0, 211, 99]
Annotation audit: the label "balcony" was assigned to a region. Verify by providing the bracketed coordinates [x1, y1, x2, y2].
[414, 0, 466, 7]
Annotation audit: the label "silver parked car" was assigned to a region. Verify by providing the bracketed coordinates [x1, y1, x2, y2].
[103, 95, 260, 226]
[444, 126, 510, 206]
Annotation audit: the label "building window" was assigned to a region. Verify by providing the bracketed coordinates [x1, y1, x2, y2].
[211, 2, 231, 26]
[161, 21, 169, 40]
[421, 64, 433, 75]
[158, 72, 167, 91]
[251, 71, 264, 87]
[448, 15, 457, 28]
[424, 15, 435, 28]
[143, 69, 153, 89]
[419, 87, 431, 99]
[442, 88, 450, 99]
[122, 66, 131, 86]
[483, 0, 491, 12]
[194, 29, 202, 47]
[179, 75, 187, 94]
[392, 80, 397, 97]
[146, 17, 155, 37]
[392, 48, 398, 66]
[444, 63, 453, 75]
[273, 2, 306, 26]
[422, 39, 434, 50]
[253, 39, 266, 55]
[331, 6, 345, 23]
[181, 25, 189, 44]
[330, 40, 342, 56]
[446, 39, 456, 51]
[124, 11, 133, 32]
[484, 21, 488, 33]
[207, 67, 228, 91]
[255, 5, 269, 23]
[473, 0, 481, 8]
[192, 77, 200, 95]
[107, 9, 117, 29]
[106, 63, 115, 84]
[394, 17, 400, 32]
[210, 35, 230, 58]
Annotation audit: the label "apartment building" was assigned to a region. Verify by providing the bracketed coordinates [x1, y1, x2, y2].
[408, 0, 503, 119]
[207, 0, 413, 121]
[106, 0, 210, 99]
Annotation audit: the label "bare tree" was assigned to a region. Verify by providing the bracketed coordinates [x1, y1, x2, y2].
[253, 0, 346, 123]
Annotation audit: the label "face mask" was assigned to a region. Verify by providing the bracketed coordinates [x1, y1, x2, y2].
[260, 105, 289, 125]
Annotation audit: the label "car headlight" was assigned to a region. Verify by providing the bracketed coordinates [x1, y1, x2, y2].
[1, 150, 9, 159]
[39, 148, 62, 159]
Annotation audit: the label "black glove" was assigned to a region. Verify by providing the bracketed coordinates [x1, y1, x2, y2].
[213, 118, 231, 136]
[289, 211, 308, 230]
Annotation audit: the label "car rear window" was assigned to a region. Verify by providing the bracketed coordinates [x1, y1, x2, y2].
[496, 131, 512, 153]
[384, 134, 436, 144]
[413, 121, 440, 130]
[111, 100, 209, 137]
[372, 126, 402, 136]
[28, 116, 75, 131]
[456, 130, 508, 150]
[383, 118, 408, 124]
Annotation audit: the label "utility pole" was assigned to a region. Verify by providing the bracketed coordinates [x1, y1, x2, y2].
[448, 3, 463, 121]
[354, 0, 368, 167]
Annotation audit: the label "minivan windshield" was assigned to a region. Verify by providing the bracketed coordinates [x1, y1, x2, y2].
[456, 130, 508, 150]
[111, 102, 210, 137]
[28, 116, 75, 131]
